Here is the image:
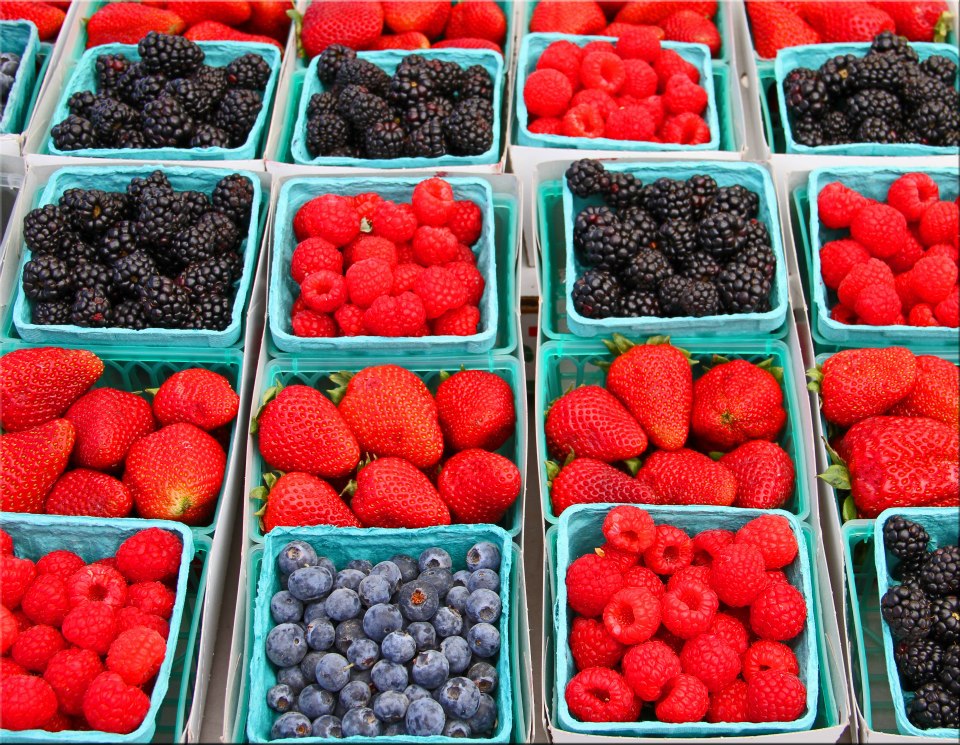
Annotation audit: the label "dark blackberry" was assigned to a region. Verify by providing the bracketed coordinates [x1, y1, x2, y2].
[97, 220, 140, 263]
[572, 269, 621, 319]
[189, 292, 232, 330]
[337, 87, 392, 129]
[130, 73, 169, 108]
[50, 115, 96, 151]
[112, 299, 148, 330]
[113, 62, 145, 106]
[643, 178, 694, 223]
[171, 220, 219, 266]
[602, 172, 643, 210]
[819, 54, 859, 98]
[190, 123, 231, 148]
[58, 188, 127, 239]
[69, 287, 112, 327]
[908, 682, 959, 730]
[680, 252, 723, 282]
[932, 597, 960, 646]
[793, 115, 826, 147]
[212, 174, 253, 230]
[922, 546, 960, 598]
[328, 144, 362, 158]
[858, 116, 900, 143]
[443, 110, 492, 155]
[429, 60, 463, 97]
[846, 88, 901, 125]
[783, 73, 829, 118]
[142, 96, 194, 147]
[698, 211, 744, 259]
[657, 275, 693, 317]
[136, 185, 187, 250]
[306, 113, 351, 157]
[335, 59, 390, 97]
[165, 75, 216, 120]
[736, 241, 776, 281]
[717, 263, 772, 313]
[622, 248, 673, 290]
[75, 260, 115, 297]
[177, 255, 237, 296]
[736, 218, 772, 253]
[22, 254, 73, 301]
[224, 53, 271, 90]
[884, 516, 931, 562]
[681, 280, 720, 317]
[580, 221, 639, 271]
[126, 170, 171, 205]
[565, 159, 609, 198]
[88, 97, 141, 146]
[212, 89, 262, 146]
[318, 45, 357, 85]
[23, 205, 73, 255]
[896, 552, 932, 582]
[408, 118, 446, 158]
[882, 584, 933, 641]
[32, 301, 71, 325]
[707, 185, 759, 220]
[115, 128, 146, 149]
[95, 53, 130, 92]
[396, 54, 429, 74]
[454, 96, 493, 121]
[139, 275, 192, 328]
[870, 31, 918, 63]
[851, 53, 904, 92]
[138, 32, 204, 77]
[112, 250, 159, 296]
[921, 55, 958, 85]
[387, 65, 436, 109]
[404, 98, 453, 129]
[910, 100, 960, 146]
[196, 211, 240, 254]
[61, 238, 99, 268]
[180, 190, 211, 225]
[459, 65, 493, 100]
[688, 174, 718, 220]
[364, 120, 408, 159]
[193, 65, 228, 100]
[574, 206, 618, 252]
[67, 90, 102, 118]
[905, 76, 959, 117]
[941, 643, 960, 696]
[617, 289, 660, 317]
[618, 206, 659, 249]
[821, 110, 853, 144]
[307, 91, 338, 119]
[657, 219, 698, 263]
[896, 639, 944, 688]
[782, 67, 818, 90]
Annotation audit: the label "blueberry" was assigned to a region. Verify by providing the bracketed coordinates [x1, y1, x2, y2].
[334, 618, 367, 654]
[299, 651, 324, 683]
[333, 700, 349, 720]
[338, 679, 372, 710]
[407, 621, 437, 652]
[383, 721, 407, 736]
[341, 706, 381, 737]
[390, 554, 419, 583]
[311, 714, 342, 738]
[371, 659, 408, 691]
[298, 684, 335, 719]
[266, 683, 294, 713]
[357, 574, 391, 607]
[278, 573, 289, 590]
[468, 661, 498, 694]
[418, 568, 454, 600]
[468, 692, 497, 736]
[404, 684, 432, 702]
[346, 559, 373, 574]
[315, 556, 337, 578]
[335, 568, 366, 591]
[278, 541, 317, 575]
[271, 711, 311, 738]
[433, 607, 463, 638]
[373, 690, 409, 722]
[288, 566, 333, 602]
[465, 588, 502, 624]
[467, 568, 500, 593]
[466, 542, 501, 572]
[467, 623, 500, 658]
[303, 601, 329, 624]
[446, 586, 470, 614]
[346, 638, 379, 670]
[277, 665, 307, 695]
[305, 619, 335, 652]
[350, 667, 372, 687]
[441, 635, 471, 674]
[370, 561, 403, 593]
[437, 676, 481, 719]
[266, 623, 308, 667]
[418, 547, 452, 572]
[452, 570, 472, 588]
[271, 591, 304, 624]
[411, 649, 449, 689]
[397, 580, 440, 621]
[362, 603, 403, 642]
[405, 697, 446, 736]
[325, 588, 361, 622]
[443, 719, 472, 737]
[381, 630, 417, 664]
[315, 653, 351, 692]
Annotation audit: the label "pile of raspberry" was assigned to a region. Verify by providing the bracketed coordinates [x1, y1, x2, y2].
[523, 30, 711, 145]
[288, 177, 486, 339]
[818, 173, 959, 328]
[0, 527, 182, 734]
[564, 508, 808, 726]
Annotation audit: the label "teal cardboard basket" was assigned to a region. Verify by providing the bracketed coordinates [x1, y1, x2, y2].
[0, 513, 196, 743]
[43, 40, 280, 159]
[562, 161, 788, 338]
[553, 504, 819, 737]
[269, 176, 498, 355]
[776, 42, 960, 156]
[516, 34, 719, 150]
[247, 524, 514, 743]
[291, 49, 504, 168]
[11, 165, 263, 348]
[0, 20, 39, 134]
[808, 166, 959, 349]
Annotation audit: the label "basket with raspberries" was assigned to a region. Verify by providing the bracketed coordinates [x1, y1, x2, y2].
[876, 510, 960, 735]
[562, 159, 785, 336]
[47, 33, 279, 157]
[0, 515, 194, 737]
[808, 347, 959, 520]
[270, 176, 498, 353]
[248, 527, 513, 740]
[557, 505, 816, 735]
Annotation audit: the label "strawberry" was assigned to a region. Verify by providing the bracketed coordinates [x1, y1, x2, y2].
[638, 448, 737, 506]
[0, 419, 75, 514]
[165, 1, 252, 27]
[332, 366, 444, 469]
[349, 457, 451, 528]
[183, 20, 285, 49]
[254, 384, 360, 479]
[254, 472, 360, 533]
[299, 0, 384, 58]
[0, 347, 103, 433]
[432, 37, 501, 51]
[85, 2, 186, 47]
[123, 423, 225, 525]
[242, 0, 294, 42]
[604, 335, 692, 451]
[65, 388, 155, 472]
[435, 369, 516, 452]
[446, 0, 506, 45]
[371, 31, 431, 49]
[0, 2, 65, 40]
[661, 10, 721, 56]
[746, 0, 821, 59]
[548, 458, 658, 516]
[438, 449, 521, 524]
[872, 1, 952, 42]
[805, 1, 895, 42]
[45, 469, 134, 519]
[615, 1, 716, 24]
[546, 386, 648, 463]
[382, 0, 450, 40]
[888, 355, 959, 429]
[690, 359, 786, 451]
[530, 0, 607, 34]
[150, 368, 239, 431]
[811, 347, 917, 428]
[720, 440, 795, 510]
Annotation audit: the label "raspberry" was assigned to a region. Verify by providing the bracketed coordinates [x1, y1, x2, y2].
[293, 194, 360, 247]
[837, 258, 895, 308]
[708, 678, 749, 723]
[345, 258, 393, 309]
[566, 554, 623, 618]
[363, 292, 427, 336]
[391, 262, 425, 295]
[643, 525, 693, 575]
[116, 605, 170, 639]
[620, 59, 657, 99]
[0, 529, 11, 555]
[582, 41, 616, 56]
[617, 27, 662, 63]
[935, 287, 959, 326]
[666, 565, 712, 593]
[116, 528, 182, 584]
[443, 261, 485, 306]
[579, 52, 625, 95]
[537, 40, 583, 88]
[83, 671, 151, 734]
[524, 68, 573, 118]
[692, 530, 735, 565]
[925, 243, 959, 264]
[412, 225, 459, 265]
[655, 673, 709, 723]
[371, 200, 418, 243]
[766, 570, 789, 585]
[11, 624, 66, 673]
[290, 237, 342, 284]
[35, 550, 85, 580]
[127, 581, 175, 619]
[107, 627, 166, 686]
[888, 231, 925, 274]
[653, 49, 699, 89]
[570, 616, 626, 670]
[817, 182, 872, 229]
[333, 303, 366, 336]
[0, 605, 18, 654]
[603, 587, 660, 644]
[21, 573, 70, 627]
[661, 583, 719, 640]
[707, 612, 749, 655]
[412, 178, 455, 227]
[736, 515, 799, 570]
[62, 601, 118, 655]
[908, 303, 940, 326]
[750, 582, 807, 641]
[743, 640, 799, 681]
[571, 88, 617, 119]
[910, 254, 958, 303]
[446, 201, 483, 246]
[528, 117, 562, 135]
[831, 304, 857, 324]
[710, 544, 767, 608]
[745, 670, 806, 722]
[604, 105, 655, 141]
[561, 104, 606, 138]
[819, 239, 870, 289]
[351, 192, 382, 221]
[602, 506, 656, 554]
[302, 268, 348, 313]
[919, 201, 959, 248]
[0, 658, 25, 677]
[68, 563, 128, 610]
[894, 271, 919, 310]
[887, 173, 940, 222]
[623, 565, 665, 597]
[1, 556, 36, 609]
[292, 309, 337, 337]
[413, 265, 468, 319]
[597, 543, 639, 571]
[43, 710, 73, 732]
[660, 112, 711, 144]
[453, 242, 476, 263]
[44, 647, 104, 715]
[0, 674, 58, 730]
[623, 640, 681, 701]
[664, 73, 707, 115]
[850, 203, 907, 259]
[653, 625, 686, 655]
[680, 633, 742, 692]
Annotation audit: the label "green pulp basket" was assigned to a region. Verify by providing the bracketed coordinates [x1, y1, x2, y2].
[0, 20, 40, 135]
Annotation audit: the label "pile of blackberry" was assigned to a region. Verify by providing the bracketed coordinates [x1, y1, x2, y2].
[50, 32, 271, 151]
[565, 159, 776, 320]
[881, 515, 960, 730]
[21, 170, 253, 331]
[0, 52, 21, 115]
[304, 45, 495, 160]
[783, 32, 959, 148]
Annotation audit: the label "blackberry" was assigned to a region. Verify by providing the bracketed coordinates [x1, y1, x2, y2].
[617, 289, 660, 317]
[69, 287, 112, 327]
[136, 185, 186, 250]
[819, 54, 859, 98]
[782, 67, 818, 90]
[32, 301, 71, 326]
[404, 98, 453, 129]
[736, 241, 776, 280]
[171, 220, 221, 266]
[783, 73, 829, 118]
[196, 211, 240, 254]
[643, 178, 694, 223]
[921, 55, 958, 85]
[112, 299, 148, 330]
[212, 89, 262, 146]
[95, 53, 130, 92]
[932, 597, 960, 646]
[127, 170, 171, 205]
[193, 65, 228, 99]
[22, 254, 73, 301]
[165, 75, 216, 120]
[896, 639, 943, 688]
[429, 60, 462, 97]
[698, 211, 744, 259]
[657, 219, 698, 263]
[454, 96, 493, 121]
[896, 552, 932, 583]
[307, 113, 351, 157]
[177, 255, 237, 296]
[139, 275, 192, 328]
[921, 546, 960, 598]
[58, 188, 127, 239]
[565, 159, 609, 198]
[130, 73, 169, 108]
[387, 65, 436, 109]
[112, 250, 159, 296]
[408, 119, 446, 158]
[793, 115, 826, 147]
[142, 96, 194, 147]
[180, 190, 211, 224]
[618, 206, 659, 249]
[138, 32, 204, 77]
[882, 584, 933, 642]
[622, 248, 673, 291]
[688, 174, 718, 220]
[23, 205, 72, 255]
[189, 292, 232, 330]
[680, 252, 723, 282]
[858, 116, 900, 143]
[850, 53, 903, 92]
[708, 185, 759, 220]
[115, 128, 146, 149]
[846, 89, 901, 125]
[318, 45, 357, 85]
[113, 62, 145, 106]
[908, 682, 959, 729]
[941, 643, 960, 695]
[328, 144, 362, 158]
[573, 206, 618, 252]
[459, 65, 493, 100]
[67, 90, 101, 118]
[75, 260, 115, 296]
[736, 218, 771, 252]
[89, 98, 141, 146]
[212, 174, 253, 229]
[572, 269, 621, 319]
[337, 87, 392, 129]
[602, 172, 644, 210]
[443, 110, 492, 155]
[657, 275, 692, 316]
[681, 280, 720, 317]
[717, 263, 772, 313]
[307, 91, 338, 119]
[61, 238, 99, 268]
[884, 516, 931, 562]
[335, 59, 390, 97]
[870, 31, 918, 63]
[580, 221, 639, 271]
[190, 123, 231, 148]
[364, 120, 408, 159]
[821, 110, 853, 144]
[910, 100, 960, 146]
[396, 54, 429, 74]
[50, 115, 96, 151]
[224, 53, 271, 90]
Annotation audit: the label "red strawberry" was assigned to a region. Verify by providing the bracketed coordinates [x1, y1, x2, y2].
[438, 449, 521, 524]
[45, 469, 134, 518]
[530, 0, 606, 34]
[184, 20, 284, 49]
[546, 386, 648, 462]
[638, 449, 737, 506]
[0, 1, 65, 40]
[350, 457, 451, 528]
[435, 369, 516, 451]
[432, 37, 501, 51]
[548, 458, 658, 516]
[382, 0, 450, 40]
[65, 388, 155, 472]
[746, 0, 821, 59]
[812, 347, 917, 427]
[616, 1, 716, 24]
[300, 0, 384, 58]
[0, 347, 103, 432]
[85, 2, 186, 47]
[446, 0, 506, 45]
[371, 31, 431, 49]
[661, 10, 721, 56]
[0, 419, 75, 514]
[242, 0, 294, 42]
[872, 1, 952, 41]
[151, 368, 239, 431]
[255, 472, 360, 533]
[166, 1, 252, 27]
[720, 441, 795, 509]
[806, 1, 895, 42]
[889, 355, 959, 429]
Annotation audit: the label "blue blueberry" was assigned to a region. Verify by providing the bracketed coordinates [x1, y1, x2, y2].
[266, 623, 307, 667]
[370, 561, 403, 593]
[278, 573, 289, 590]
[303, 601, 328, 624]
[362, 603, 403, 642]
[325, 588, 361, 622]
[466, 542, 500, 572]
[299, 651, 324, 683]
[406, 697, 446, 736]
[278, 541, 317, 575]
[315, 556, 337, 578]
[390, 554, 419, 583]
[441, 635, 472, 674]
[467, 661, 498, 694]
[333, 618, 367, 654]
[357, 574, 391, 607]
[334, 568, 365, 591]
[350, 668, 372, 688]
[346, 638, 379, 670]
[404, 684, 432, 702]
[437, 676, 481, 719]
[315, 653, 351, 692]
[418, 568, 454, 600]
[266, 683, 294, 713]
[443, 719, 472, 737]
[346, 559, 372, 574]
[411, 649, 449, 690]
[338, 680, 372, 710]
[465, 588, 501, 624]
[298, 684, 335, 719]
[383, 721, 406, 736]
[276, 665, 307, 695]
[381, 630, 416, 664]
[305, 619, 335, 651]
[446, 586, 470, 615]
[452, 570, 472, 588]
[341, 706, 381, 737]
[407, 621, 437, 652]
[271, 591, 304, 624]
[371, 659, 408, 692]
[467, 623, 500, 658]
[418, 547, 452, 572]
[468, 693, 497, 736]
[310, 715, 342, 738]
[467, 568, 500, 594]
[271, 711, 311, 738]
[397, 580, 440, 622]
[373, 690, 409, 723]
[288, 566, 333, 602]
[432, 607, 463, 638]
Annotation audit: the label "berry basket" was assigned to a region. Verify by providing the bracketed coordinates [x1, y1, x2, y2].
[536, 337, 812, 524]
[0, 20, 40, 135]
[561, 160, 788, 338]
[0, 513, 196, 744]
[552, 504, 819, 737]
[9, 165, 264, 348]
[268, 176, 499, 355]
[41, 40, 281, 160]
[516, 34, 719, 150]
[290, 49, 504, 168]
[245, 524, 515, 743]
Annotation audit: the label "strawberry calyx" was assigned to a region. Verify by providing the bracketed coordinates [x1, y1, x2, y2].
[601, 333, 695, 363]
[818, 436, 851, 494]
[805, 365, 824, 394]
[328, 371, 355, 404]
[250, 382, 285, 434]
[933, 12, 953, 43]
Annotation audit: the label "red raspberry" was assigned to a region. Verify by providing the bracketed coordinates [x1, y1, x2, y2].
[643, 525, 693, 575]
[345, 258, 393, 309]
[887, 172, 939, 222]
[910, 254, 958, 304]
[736, 515, 799, 570]
[446, 201, 483, 246]
[623, 565, 665, 597]
[363, 293, 427, 336]
[604, 105, 656, 141]
[707, 612, 749, 655]
[621, 59, 657, 98]
[67, 563, 127, 608]
[528, 117, 563, 135]
[443, 261, 485, 306]
[571, 88, 617, 119]
[115, 528, 182, 584]
[412, 178, 455, 227]
[537, 39, 583, 88]
[395, 240, 414, 263]
[569, 616, 626, 670]
[413, 225, 459, 265]
[935, 287, 959, 326]
[919, 200, 959, 248]
[708, 678, 748, 723]
[888, 231, 925, 274]
[414, 266, 468, 319]
[653, 625, 686, 655]
[391, 263, 425, 295]
[692, 529, 735, 565]
[561, 104, 606, 138]
[524, 68, 573, 118]
[746, 670, 806, 722]
[565, 667, 638, 723]
[710, 544, 767, 607]
[837, 258, 895, 308]
[653, 49, 699, 89]
[831, 304, 857, 324]
[666, 565, 711, 593]
[116, 606, 169, 639]
[926, 243, 959, 264]
[0, 529, 12, 555]
[582, 40, 616, 56]
[750, 582, 806, 641]
[0, 674, 58, 731]
[292, 309, 337, 337]
[817, 181, 872, 229]
[855, 282, 902, 325]
[127, 581, 175, 619]
[107, 627, 166, 686]
[908, 303, 940, 326]
[680, 633, 741, 692]
[604, 587, 660, 644]
[766, 570, 789, 585]
[0, 605, 18, 654]
[602, 506, 656, 554]
[623, 640, 681, 701]
[1, 555, 36, 609]
[597, 543, 638, 571]
[83, 671, 151, 735]
[579, 51, 625, 94]
[62, 601, 118, 655]
[656, 673, 709, 723]
[372, 200, 418, 243]
[290, 237, 342, 284]
[894, 271, 919, 310]
[36, 550, 85, 580]
[12, 608, 30, 631]
[617, 26, 662, 62]
[21, 573, 70, 627]
[344, 236, 398, 269]
[334, 303, 366, 336]
[851, 203, 907, 258]
[819, 239, 870, 289]
[0, 658, 26, 679]
[743, 640, 799, 681]
[43, 710, 73, 732]
[661, 583, 718, 639]
[565, 554, 623, 618]
[293, 194, 360, 247]
[453, 242, 477, 263]
[660, 112, 711, 144]
[663, 73, 707, 115]
[351, 192, 382, 221]
[11, 624, 66, 673]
